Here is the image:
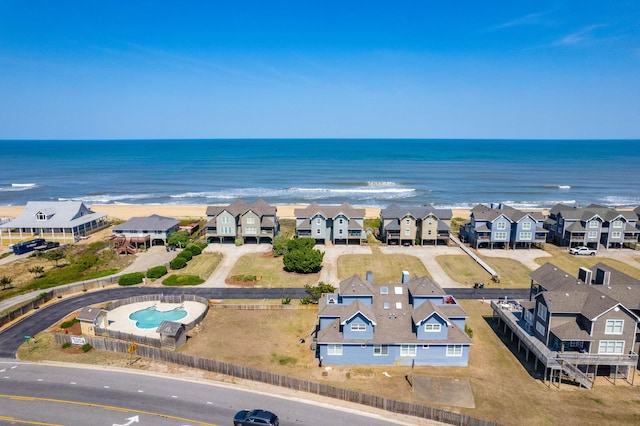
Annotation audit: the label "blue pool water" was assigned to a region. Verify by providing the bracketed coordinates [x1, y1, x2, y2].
[128, 306, 187, 329]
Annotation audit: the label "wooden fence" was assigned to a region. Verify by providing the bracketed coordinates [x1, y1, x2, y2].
[55, 333, 501, 426]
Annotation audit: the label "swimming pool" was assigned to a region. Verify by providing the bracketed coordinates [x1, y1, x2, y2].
[128, 305, 187, 329]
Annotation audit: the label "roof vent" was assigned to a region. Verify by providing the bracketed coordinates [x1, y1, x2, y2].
[601, 295, 606, 299]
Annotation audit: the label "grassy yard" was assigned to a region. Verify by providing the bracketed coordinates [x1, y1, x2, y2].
[170, 252, 222, 279]
[476, 256, 534, 287]
[337, 248, 429, 283]
[436, 254, 488, 287]
[228, 252, 321, 287]
[535, 251, 640, 280]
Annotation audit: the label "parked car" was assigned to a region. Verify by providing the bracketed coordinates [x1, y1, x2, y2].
[234, 409, 279, 426]
[569, 246, 597, 256]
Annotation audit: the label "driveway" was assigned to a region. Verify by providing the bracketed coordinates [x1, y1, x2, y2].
[316, 244, 372, 285]
[200, 243, 272, 287]
[379, 245, 467, 288]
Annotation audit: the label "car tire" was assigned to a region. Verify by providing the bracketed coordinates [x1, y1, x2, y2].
[590, 252, 595, 256]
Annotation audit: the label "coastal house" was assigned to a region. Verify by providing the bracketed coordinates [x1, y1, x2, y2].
[294, 202, 366, 245]
[544, 204, 639, 249]
[111, 214, 180, 249]
[459, 203, 547, 249]
[205, 199, 278, 244]
[0, 201, 109, 246]
[315, 273, 472, 366]
[379, 204, 452, 246]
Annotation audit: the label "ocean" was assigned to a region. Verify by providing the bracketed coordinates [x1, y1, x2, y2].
[0, 139, 638, 209]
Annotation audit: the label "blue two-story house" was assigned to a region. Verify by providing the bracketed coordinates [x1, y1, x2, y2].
[295, 202, 366, 245]
[460, 203, 547, 249]
[315, 274, 472, 366]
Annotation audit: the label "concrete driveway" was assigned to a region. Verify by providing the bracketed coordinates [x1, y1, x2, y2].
[316, 244, 372, 285]
[200, 243, 272, 287]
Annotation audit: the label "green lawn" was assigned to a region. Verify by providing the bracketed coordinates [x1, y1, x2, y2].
[337, 249, 429, 283]
[435, 254, 489, 287]
[229, 252, 321, 287]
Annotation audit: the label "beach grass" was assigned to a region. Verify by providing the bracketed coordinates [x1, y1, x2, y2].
[170, 252, 222, 280]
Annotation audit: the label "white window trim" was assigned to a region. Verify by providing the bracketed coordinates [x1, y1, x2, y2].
[496, 221, 507, 230]
[494, 231, 507, 240]
[446, 345, 463, 357]
[612, 220, 623, 228]
[605, 319, 623, 335]
[373, 344, 389, 356]
[588, 221, 599, 229]
[519, 232, 532, 240]
[350, 323, 366, 332]
[598, 340, 624, 354]
[424, 323, 442, 332]
[327, 344, 343, 355]
[537, 303, 547, 320]
[535, 321, 545, 335]
[522, 222, 532, 230]
[400, 344, 416, 356]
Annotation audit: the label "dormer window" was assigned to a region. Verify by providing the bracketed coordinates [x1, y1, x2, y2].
[36, 212, 47, 221]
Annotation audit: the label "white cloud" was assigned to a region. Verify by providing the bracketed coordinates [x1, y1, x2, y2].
[553, 24, 607, 46]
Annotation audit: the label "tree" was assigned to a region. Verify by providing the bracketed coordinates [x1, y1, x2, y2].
[283, 247, 324, 273]
[0, 275, 12, 290]
[28, 266, 45, 278]
[45, 249, 65, 267]
[287, 237, 315, 251]
[167, 231, 190, 248]
[272, 235, 289, 257]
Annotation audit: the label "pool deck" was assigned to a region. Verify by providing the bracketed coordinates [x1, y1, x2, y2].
[106, 301, 207, 338]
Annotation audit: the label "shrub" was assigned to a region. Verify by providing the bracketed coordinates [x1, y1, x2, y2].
[118, 272, 145, 286]
[186, 244, 202, 255]
[162, 274, 205, 286]
[465, 324, 474, 338]
[177, 249, 193, 261]
[146, 265, 168, 279]
[61, 342, 72, 349]
[81, 343, 92, 352]
[234, 238, 243, 246]
[170, 257, 187, 269]
[303, 281, 336, 304]
[281, 296, 292, 305]
[283, 247, 324, 273]
[60, 318, 79, 329]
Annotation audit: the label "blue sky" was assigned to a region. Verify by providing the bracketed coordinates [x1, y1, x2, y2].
[1, 1, 639, 139]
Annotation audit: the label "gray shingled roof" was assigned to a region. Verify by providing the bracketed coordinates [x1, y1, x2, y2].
[206, 199, 276, 217]
[381, 204, 453, 221]
[339, 275, 375, 296]
[76, 306, 106, 322]
[112, 214, 179, 232]
[1, 201, 106, 228]
[294, 202, 365, 219]
[156, 320, 184, 337]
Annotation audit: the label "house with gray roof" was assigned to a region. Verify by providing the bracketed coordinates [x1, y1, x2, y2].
[205, 199, 278, 244]
[295, 202, 366, 245]
[495, 262, 640, 388]
[459, 203, 547, 249]
[379, 204, 452, 246]
[0, 201, 108, 246]
[111, 214, 180, 247]
[315, 273, 471, 366]
[545, 204, 638, 249]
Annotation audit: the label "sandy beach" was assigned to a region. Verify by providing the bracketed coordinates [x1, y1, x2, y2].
[0, 204, 472, 221]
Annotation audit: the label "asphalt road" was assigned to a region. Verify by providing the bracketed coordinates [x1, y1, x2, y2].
[0, 286, 530, 359]
[0, 361, 427, 425]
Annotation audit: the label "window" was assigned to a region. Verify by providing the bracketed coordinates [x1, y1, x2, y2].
[446, 345, 463, 357]
[569, 341, 583, 348]
[496, 222, 507, 230]
[428, 230, 432, 235]
[611, 231, 622, 238]
[246, 217, 255, 224]
[350, 323, 366, 332]
[339, 218, 344, 225]
[494, 232, 507, 240]
[537, 303, 548, 320]
[428, 218, 433, 225]
[589, 221, 599, 229]
[221, 226, 232, 234]
[522, 222, 532, 230]
[400, 345, 416, 356]
[404, 229, 410, 236]
[394, 286, 403, 294]
[519, 232, 532, 240]
[36, 212, 46, 221]
[598, 340, 624, 354]
[380, 286, 389, 295]
[405, 219, 410, 225]
[316, 218, 321, 225]
[316, 229, 321, 235]
[373, 345, 389, 356]
[245, 226, 256, 234]
[535, 321, 545, 335]
[395, 302, 402, 309]
[424, 323, 441, 332]
[605, 319, 623, 335]
[588, 231, 598, 238]
[339, 229, 343, 235]
[383, 302, 390, 309]
[612, 220, 622, 228]
[221, 216, 229, 224]
[327, 344, 342, 355]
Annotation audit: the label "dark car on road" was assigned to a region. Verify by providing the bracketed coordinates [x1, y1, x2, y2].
[234, 409, 279, 426]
